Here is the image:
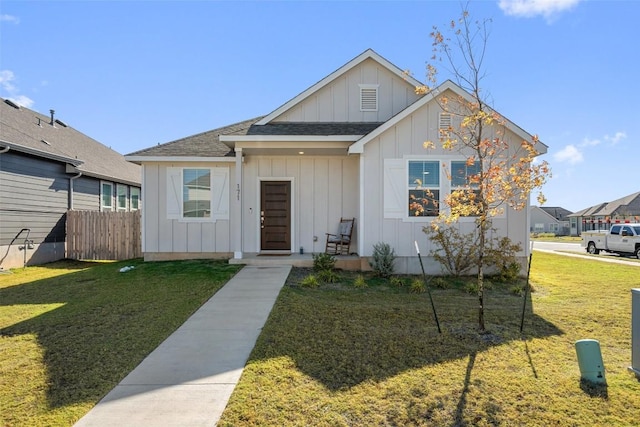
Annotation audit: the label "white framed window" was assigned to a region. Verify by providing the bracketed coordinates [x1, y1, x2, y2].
[550, 223, 559, 232]
[534, 223, 545, 232]
[101, 182, 114, 211]
[359, 84, 379, 112]
[167, 167, 229, 221]
[183, 169, 211, 218]
[130, 187, 140, 211]
[117, 184, 128, 211]
[408, 160, 440, 217]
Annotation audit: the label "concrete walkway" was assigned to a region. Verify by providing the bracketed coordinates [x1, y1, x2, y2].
[74, 265, 291, 427]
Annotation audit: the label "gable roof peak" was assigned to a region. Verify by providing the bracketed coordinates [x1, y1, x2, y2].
[256, 49, 423, 126]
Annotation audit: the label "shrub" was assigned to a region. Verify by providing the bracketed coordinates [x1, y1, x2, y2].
[431, 277, 449, 289]
[313, 252, 336, 272]
[370, 242, 396, 278]
[318, 269, 340, 284]
[300, 274, 320, 288]
[389, 276, 405, 288]
[410, 278, 426, 294]
[353, 274, 367, 288]
[425, 225, 479, 276]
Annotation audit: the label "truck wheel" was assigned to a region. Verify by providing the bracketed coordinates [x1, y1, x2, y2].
[587, 242, 599, 255]
[636, 247, 640, 260]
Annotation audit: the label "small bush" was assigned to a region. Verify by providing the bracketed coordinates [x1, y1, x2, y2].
[498, 261, 521, 283]
[353, 274, 367, 288]
[410, 278, 426, 294]
[389, 276, 405, 287]
[313, 252, 336, 272]
[318, 269, 340, 284]
[431, 277, 449, 289]
[370, 242, 396, 278]
[300, 274, 320, 288]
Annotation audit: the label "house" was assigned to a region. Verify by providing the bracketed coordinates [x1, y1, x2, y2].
[0, 99, 141, 269]
[530, 206, 572, 236]
[568, 191, 640, 236]
[126, 49, 547, 274]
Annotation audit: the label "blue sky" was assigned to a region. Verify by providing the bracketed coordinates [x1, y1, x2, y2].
[1, 0, 636, 212]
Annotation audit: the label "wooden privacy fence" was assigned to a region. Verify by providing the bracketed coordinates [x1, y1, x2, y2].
[66, 210, 141, 260]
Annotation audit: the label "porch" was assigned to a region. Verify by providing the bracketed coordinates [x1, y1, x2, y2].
[229, 253, 365, 271]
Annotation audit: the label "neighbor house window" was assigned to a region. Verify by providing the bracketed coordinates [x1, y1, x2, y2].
[534, 223, 545, 232]
[101, 182, 113, 211]
[408, 160, 440, 216]
[117, 184, 128, 211]
[550, 223, 559, 233]
[182, 169, 211, 218]
[130, 187, 140, 211]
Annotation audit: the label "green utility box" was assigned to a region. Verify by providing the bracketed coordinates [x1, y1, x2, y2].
[630, 289, 640, 379]
[575, 339, 606, 384]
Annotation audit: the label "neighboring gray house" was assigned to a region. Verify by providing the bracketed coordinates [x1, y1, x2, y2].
[126, 49, 547, 274]
[530, 206, 572, 235]
[0, 98, 141, 269]
[568, 191, 640, 236]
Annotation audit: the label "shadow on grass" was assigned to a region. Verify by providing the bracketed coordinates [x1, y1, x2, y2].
[579, 379, 609, 399]
[0, 259, 239, 410]
[250, 282, 563, 392]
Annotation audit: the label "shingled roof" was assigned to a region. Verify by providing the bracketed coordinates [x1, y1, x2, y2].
[0, 98, 140, 185]
[243, 122, 384, 136]
[126, 117, 263, 158]
[569, 191, 640, 217]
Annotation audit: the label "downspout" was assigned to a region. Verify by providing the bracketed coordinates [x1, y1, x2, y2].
[66, 164, 83, 209]
[0, 145, 10, 154]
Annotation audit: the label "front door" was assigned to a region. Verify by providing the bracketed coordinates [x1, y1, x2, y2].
[260, 181, 291, 251]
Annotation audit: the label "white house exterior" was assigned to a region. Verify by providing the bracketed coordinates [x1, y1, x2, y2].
[126, 49, 547, 274]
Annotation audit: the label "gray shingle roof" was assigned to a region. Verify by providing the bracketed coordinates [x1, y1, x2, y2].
[539, 206, 572, 221]
[243, 122, 384, 136]
[568, 191, 640, 217]
[0, 98, 140, 185]
[126, 117, 264, 157]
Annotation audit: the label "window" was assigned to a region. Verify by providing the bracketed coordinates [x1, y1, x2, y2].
[130, 187, 140, 211]
[534, 223, 545, 232]
[183, 169, 211, 218]
[359, 84, 378, 111]
[101, 182, 113, 211]
[610, 225, 621, 235]
[117, 184, 128, 211]
[408, 160, 439, 216]
[451, 160, 481, 187]
[550, 223, 559, 233]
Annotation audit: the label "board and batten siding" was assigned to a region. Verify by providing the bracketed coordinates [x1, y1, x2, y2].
[142, 157, 359, 258]
[273, 58, 420, 123]
[241, 156, 359, 254]
[359, 97, 529, 273]
[141, 162, 234, 259]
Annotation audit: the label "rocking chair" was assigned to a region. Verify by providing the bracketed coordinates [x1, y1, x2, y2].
[325, 218, 355, 255]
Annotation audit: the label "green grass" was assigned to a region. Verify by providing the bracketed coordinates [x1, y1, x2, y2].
[0, 258, 241, 427]
[219, 253, 640, 426]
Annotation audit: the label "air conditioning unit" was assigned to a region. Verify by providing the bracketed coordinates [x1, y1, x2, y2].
[630, 289, 640, 379]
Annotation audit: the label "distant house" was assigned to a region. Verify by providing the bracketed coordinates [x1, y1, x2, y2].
[568, 191, 640, 236]
[0, 99, 141, 269]
[126, 49, 547, 274]
[530, 206, 572, 235]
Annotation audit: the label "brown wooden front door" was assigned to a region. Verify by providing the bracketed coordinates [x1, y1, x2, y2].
[260, 181, 291, 251]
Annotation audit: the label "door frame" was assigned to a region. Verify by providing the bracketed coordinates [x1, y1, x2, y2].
[256, 177, 295, 252]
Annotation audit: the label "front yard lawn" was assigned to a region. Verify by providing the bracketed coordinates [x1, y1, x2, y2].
[0, 259, 241, 427]
[220, 252, 640, 426]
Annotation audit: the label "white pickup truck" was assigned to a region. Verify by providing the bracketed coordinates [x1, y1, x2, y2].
[582, 223, 640, 259]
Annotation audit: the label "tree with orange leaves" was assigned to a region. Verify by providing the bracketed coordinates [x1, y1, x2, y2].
[419, 9, 550, 331]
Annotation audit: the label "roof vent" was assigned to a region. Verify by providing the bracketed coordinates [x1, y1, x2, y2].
[4, 99, 20, 109]
[55, 119, 68, 127]
[50, 109, 55, 126]
[438, 112, 452, 140]
[41, 139, 51, 145]
[359, 84, 379, 112]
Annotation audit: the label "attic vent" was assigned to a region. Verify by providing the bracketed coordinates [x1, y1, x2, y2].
[4, 99, 20, 109]
[438, 112, 452, 139]
[41, 139, 51, 145]
[359, 84, 378, 112]
[55, 119, 68, 127]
